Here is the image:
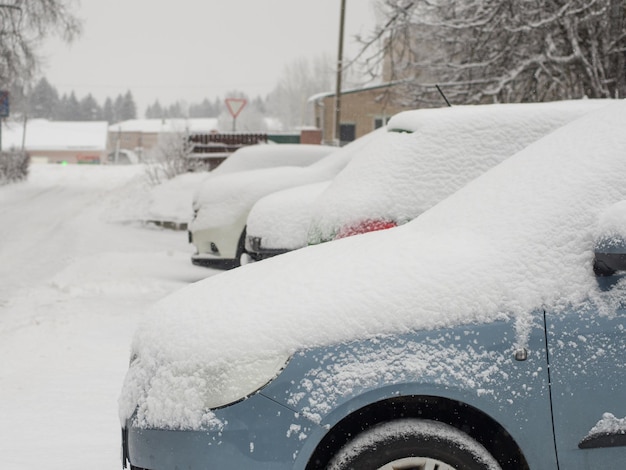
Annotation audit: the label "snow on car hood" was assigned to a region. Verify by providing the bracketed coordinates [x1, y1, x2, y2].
[189, 129, 385, 230]
[121, 100, 626, 428]
[309, 99, 612, 243]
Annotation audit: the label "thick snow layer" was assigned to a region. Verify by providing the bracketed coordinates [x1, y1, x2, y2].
[585, 413, 626, 439]
[1, 119, 109, 151]
[247, 181, 330, 250]
[145, 172, 207, 223]
[110, 118, 218, 134]
[0, 163, 219, 469]
[309, 99, 612, 243]
[190, 129, 383, 231]
[120, 100, 626, 429]
[210, 143, 333, 176]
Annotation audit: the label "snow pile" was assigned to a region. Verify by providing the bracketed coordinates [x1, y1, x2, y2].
[2, 119, 108, 151]
[582, 413, 626, 443]
[120, 100, 626, 429]
[309, 99, 611, 243]
[144, 172, 207, 224]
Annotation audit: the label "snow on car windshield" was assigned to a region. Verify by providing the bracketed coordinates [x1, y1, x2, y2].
[309, 99, 611, 243]
[120, 100, 626, 428]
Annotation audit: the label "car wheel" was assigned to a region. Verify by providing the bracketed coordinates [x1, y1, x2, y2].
[233, 227, 248, 268]
[328, 419, 502, 470]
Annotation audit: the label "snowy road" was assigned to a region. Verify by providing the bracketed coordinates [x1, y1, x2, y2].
[0, 164, 218, 470]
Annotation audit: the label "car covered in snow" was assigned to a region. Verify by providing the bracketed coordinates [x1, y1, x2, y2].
[205, 143, 333, 177]
[120, 100, 626, 470]
[244, 100, 611, 261]
[188, 130, 383, 269]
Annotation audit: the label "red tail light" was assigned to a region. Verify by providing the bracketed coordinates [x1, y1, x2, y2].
[335, 219, 398, 239]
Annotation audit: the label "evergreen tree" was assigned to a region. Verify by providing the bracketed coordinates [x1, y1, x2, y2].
[79, 93, 102, 120]
[120, 90, 137, 120]
[29, 78, 59, 119]
[102, 97, 115, 123]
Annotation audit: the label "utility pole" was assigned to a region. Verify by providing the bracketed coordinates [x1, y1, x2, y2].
[333, 0, 346, 146]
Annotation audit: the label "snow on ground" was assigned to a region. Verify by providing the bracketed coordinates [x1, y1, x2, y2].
[0, 163, 219, 470]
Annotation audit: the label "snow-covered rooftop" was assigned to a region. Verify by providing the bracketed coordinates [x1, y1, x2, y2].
[110, 118, 219, 134]
[1, 119, 109, 151]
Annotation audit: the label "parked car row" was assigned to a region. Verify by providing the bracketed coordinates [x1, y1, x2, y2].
[121, 99, 626, 470]
[188, 99, 610, 268]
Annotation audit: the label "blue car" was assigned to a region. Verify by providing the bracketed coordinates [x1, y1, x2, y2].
[120, 101, 626, 470]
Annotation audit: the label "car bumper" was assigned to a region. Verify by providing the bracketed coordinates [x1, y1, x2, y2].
[191, 252, 239, 270]
[122, 393, 319, 470]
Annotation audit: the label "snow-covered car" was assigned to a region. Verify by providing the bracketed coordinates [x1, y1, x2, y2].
[245, 181, 330, 261]
[205, 143, 333, 177]
[121, 100, 626, 470]
[188, 130, 383, 269]
[306, 99, 612, 245]
[244, 100, 611, 261]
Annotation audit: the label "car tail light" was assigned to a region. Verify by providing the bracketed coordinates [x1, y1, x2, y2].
[335, 219, 398, 240]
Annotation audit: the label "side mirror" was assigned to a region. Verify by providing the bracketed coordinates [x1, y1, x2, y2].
[594, 236, 626, 276]
[594, 201, 626, 277]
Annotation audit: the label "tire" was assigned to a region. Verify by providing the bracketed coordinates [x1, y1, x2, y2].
[328, 419, 502, 470]
[233, 227, 248, 268]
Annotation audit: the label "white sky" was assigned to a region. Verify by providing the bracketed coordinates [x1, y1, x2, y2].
[40, 0, 379, 115]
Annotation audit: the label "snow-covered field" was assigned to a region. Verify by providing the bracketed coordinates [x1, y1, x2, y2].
[0, 164, 218, 470]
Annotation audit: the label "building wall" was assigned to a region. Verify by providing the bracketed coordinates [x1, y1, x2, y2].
[108, 131, 161, 161]
[29, 149, 107, 164]
[314, 84, 413, 145]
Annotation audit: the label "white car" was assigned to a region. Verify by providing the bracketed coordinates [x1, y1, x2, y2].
[205, 143, 332, 177]
[188, 132, 381, 269]
[245, 99, 611, 261]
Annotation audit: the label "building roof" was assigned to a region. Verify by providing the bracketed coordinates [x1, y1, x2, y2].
[1, 119, 109, 151]
[307, 81, 407, 103]
[109, 118, 219, 134]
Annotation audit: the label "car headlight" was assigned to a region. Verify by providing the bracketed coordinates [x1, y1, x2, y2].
[120, 352, 292, 428]
[202, 353, 291, 409]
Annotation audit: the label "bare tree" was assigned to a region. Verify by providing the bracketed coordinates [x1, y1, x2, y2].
[266, 55, 336, 131]
[0, 0, 81, 87]
[365, 0, 626, 105]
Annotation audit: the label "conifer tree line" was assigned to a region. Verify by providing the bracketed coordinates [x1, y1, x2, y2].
[9, 77, 138, 123]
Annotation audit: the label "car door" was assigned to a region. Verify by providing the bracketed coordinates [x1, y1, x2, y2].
[545, 281, 626, 469]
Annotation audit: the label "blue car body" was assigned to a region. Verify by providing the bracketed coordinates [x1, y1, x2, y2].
[124, 279, 626, 469]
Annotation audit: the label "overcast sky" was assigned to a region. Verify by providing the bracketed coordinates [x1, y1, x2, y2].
[40, 0, 379, 115]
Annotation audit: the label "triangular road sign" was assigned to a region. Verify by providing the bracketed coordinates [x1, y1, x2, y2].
[225, 98, 247, 118]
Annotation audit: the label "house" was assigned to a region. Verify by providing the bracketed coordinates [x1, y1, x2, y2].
[108, 118, 219, 161]
[1, 119, 109, 164]
[309, 82, 412, 145]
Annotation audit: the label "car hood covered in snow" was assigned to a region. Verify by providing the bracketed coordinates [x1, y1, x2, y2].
[120, 100, 626, 429]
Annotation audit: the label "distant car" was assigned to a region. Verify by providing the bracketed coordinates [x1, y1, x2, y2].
[244, 100, 611, 262]
[205, 143, 333, 177]
[188, 130, 383, 269]
[121, 100, 626, 470]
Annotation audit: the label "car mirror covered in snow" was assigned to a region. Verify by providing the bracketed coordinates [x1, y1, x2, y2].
[594, 200, 626, 276]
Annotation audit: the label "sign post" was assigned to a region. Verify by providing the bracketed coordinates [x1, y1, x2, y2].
[0, 90, 9, 152]
[225, 98, 247, 132]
